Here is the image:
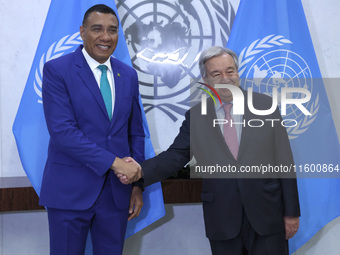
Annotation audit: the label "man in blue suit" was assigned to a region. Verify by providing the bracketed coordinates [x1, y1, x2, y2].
[39, 4, 144, 255]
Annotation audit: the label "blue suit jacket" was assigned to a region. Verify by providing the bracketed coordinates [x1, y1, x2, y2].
[39, 46, 145, 210]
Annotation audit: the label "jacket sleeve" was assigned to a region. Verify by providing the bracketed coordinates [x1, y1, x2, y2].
[272, 107, 301, 217]
[128, 70, 145, 164]
[141, 110, 191, 186]
[128, 71, 145, 189]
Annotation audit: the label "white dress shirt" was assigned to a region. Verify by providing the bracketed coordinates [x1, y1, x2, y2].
[82, 47, 115, 116]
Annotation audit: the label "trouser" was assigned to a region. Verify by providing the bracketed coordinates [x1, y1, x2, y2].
[209, 210, 288, 255]
[47, 175, 129, 255]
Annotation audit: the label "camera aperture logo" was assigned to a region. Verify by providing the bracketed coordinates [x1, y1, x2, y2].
[197, 82, 223, 114]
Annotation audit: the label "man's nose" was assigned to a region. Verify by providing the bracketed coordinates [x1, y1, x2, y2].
[220, 76, 233, 83]
[100, 30, 111, 40]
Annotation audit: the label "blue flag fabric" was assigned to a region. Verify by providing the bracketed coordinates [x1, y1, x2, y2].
[227, 0, 340, 253]
[12, 0, 165, 243]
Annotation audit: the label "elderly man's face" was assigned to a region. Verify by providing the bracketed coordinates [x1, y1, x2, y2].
[203, 53, 240, 103]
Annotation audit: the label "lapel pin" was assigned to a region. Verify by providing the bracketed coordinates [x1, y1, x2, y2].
[117, 73, 121, 77]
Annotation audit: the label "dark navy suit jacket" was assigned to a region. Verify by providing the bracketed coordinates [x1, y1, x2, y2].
[39, 46, 145, 211]
[141, 91, 300, 240]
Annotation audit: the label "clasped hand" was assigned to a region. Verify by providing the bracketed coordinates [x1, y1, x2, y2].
[111, 157, 142, 184]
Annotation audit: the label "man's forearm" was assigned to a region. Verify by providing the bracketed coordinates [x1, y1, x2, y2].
[141, 148, 190, 186]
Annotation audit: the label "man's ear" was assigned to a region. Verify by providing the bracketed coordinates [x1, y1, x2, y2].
[79, 26, 85, 41]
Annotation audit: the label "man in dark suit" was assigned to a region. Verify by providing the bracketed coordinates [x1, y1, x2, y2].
[39, 4, 144, 255]
[119, 46, 300, 255]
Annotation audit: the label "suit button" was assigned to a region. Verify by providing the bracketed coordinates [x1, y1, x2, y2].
[108, 136, 112, 140]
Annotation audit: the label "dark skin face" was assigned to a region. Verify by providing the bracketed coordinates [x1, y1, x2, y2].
[80, 12, 119, 63]
[203, 53, 240, 103]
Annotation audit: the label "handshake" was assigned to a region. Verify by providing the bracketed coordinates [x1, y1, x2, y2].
[111, 157, 143, 184]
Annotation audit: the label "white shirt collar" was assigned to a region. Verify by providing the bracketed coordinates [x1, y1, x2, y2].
[215, 101, 233, 113]
[82, 47, 113, 73]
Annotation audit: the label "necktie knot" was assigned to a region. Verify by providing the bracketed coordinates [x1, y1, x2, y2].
[222, 103, 233, 116]
[98, 65, 108, 73]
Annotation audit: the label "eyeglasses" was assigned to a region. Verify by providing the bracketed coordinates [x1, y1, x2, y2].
[83, 25, 119, 36]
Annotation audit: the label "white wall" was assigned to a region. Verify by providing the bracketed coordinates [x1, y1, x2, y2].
[303, 0, 340, 137]
[0, 0, 50, 177]
[0, 0, 339, 254]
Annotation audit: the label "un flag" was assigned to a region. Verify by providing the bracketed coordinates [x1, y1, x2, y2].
[227, 0, 340, 253]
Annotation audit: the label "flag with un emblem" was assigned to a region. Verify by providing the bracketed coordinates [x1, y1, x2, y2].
[227, 0, 340, 253]
[12, 0, 165, 245]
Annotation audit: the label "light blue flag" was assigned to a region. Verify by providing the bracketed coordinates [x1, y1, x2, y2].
[227, 0, 340, 253]
[12, 0, 165, 244]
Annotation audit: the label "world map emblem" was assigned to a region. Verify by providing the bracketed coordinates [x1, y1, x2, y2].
[117, 0, 236, 121]
[238, 35, 319, 139]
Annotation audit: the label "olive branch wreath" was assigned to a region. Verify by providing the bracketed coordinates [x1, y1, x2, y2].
[34, 32, 82, 103]
[211, 0, 235, 47]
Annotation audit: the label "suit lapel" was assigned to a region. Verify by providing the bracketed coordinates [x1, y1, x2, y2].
[74, 47, 109, 119]
[237, 90, 250, 160]
[109, 57, 124, 129]
[206, 99, 237, 162]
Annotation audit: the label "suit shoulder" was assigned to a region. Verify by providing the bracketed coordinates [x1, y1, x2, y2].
[111, 58, 136, 74]
[189, 100, 204, 117]
[111, 57, 129, 68]
[189, 96, 217, 116]
[252, 91, 272, 101]
[249, 91, 275, 109]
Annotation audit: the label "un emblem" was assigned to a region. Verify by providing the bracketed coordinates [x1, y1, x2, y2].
[33, 33, 83, 104]
[117, 0, 236, 121]
[239, 35, 319, 139]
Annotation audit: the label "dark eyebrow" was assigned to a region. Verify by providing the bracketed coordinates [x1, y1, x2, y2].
[91, 24, 118, 29]
[91, 24, 103, 28]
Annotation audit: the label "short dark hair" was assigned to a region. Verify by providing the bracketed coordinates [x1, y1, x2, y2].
[82, 4, 119, 26]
